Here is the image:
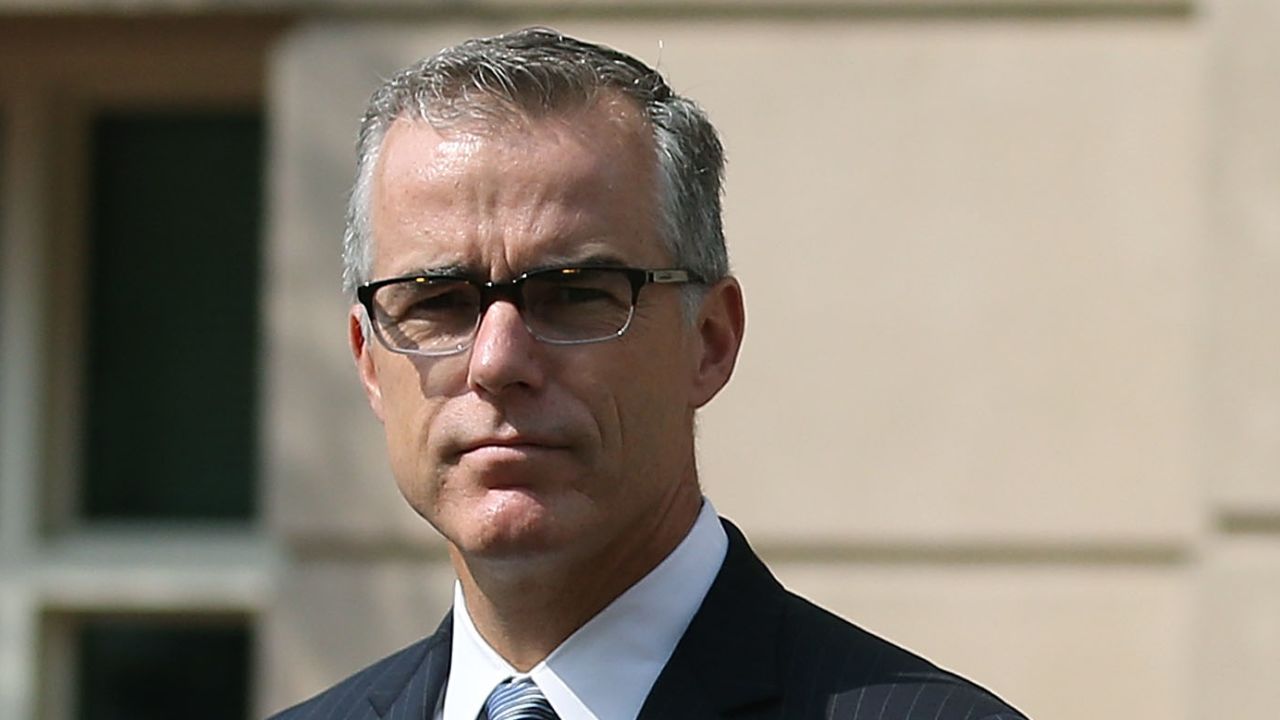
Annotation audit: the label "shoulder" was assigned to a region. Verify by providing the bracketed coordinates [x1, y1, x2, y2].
[777, 591, 1028, 719]
[709, 518, 1027, 718]
[265, 634, 440, 720]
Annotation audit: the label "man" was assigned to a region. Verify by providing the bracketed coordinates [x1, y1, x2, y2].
[271, 27, 1027, 720]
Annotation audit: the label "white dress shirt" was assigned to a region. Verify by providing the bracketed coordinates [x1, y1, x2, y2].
[438, 499, 728, 720]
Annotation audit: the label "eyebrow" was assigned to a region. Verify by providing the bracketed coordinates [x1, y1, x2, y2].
[393, 263, 470, 279]
[394, 252, 633, 282]
[526, 252, 630, 273]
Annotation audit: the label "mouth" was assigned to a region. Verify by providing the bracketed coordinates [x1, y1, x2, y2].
[455, 436, 570, 490]
[457, 436, 567, 457]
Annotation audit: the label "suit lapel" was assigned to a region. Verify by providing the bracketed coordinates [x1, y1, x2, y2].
[369, 613, 453, 719]
[638, 519, 786, 719]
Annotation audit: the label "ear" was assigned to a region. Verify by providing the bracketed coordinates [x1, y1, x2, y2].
[349, 305, 387, 422]
[689, 277, 746, 408]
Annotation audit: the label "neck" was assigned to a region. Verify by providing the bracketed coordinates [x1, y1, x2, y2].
[452, 479, 703, 671]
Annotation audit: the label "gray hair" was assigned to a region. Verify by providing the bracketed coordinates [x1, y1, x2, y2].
[342, 27, 729, 305]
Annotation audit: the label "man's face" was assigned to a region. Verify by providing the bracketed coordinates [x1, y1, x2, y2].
[351, 97, 737, 569]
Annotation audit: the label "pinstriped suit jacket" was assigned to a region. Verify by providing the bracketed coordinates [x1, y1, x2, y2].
[268, 520, 1028, 719]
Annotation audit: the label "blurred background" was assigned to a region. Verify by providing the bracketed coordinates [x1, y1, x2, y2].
[1, 1, 1277, 718]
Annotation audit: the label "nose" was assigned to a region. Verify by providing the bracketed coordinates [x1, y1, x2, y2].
[466, 299, 546, 396]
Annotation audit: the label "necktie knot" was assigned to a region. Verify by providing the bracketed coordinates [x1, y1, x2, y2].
[482, 677, 558, 720]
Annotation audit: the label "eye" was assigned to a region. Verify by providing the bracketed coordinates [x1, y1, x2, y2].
[548, 285, 615, 305]
[409, 286, 474, 311]
[378, 280, 477, 320]
[525, 269, 630, 307]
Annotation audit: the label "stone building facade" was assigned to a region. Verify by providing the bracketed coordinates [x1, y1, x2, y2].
[0, 2, 1277, 718]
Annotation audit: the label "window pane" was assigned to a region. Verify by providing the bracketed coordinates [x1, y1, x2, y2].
[81, 112, 261, 521]
[75, 616, 251, 720]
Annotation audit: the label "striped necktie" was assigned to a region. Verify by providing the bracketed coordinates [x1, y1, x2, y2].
[482, 677, 559, 720]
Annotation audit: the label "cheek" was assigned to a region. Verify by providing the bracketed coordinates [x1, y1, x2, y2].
[378, 360, 425, 428]
[376, 352, 461, 429]
[601, 340, 692, 457]
[374, 358, 448, 488]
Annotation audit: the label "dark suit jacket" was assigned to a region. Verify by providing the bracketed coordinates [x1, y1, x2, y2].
[269, 520, 1028, 719]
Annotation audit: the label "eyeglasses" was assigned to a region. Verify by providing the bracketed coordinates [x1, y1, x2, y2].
[357, 266, 702, 357]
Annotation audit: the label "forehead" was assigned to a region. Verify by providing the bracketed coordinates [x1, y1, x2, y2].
[369, 95, 665, 278]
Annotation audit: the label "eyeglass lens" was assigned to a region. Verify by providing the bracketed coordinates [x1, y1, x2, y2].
[370, 268, 636, 354]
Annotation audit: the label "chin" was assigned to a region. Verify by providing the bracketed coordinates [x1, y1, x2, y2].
[450, 489, 570, 559]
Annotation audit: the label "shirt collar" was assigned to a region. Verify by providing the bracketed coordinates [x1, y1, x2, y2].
[442, 499, 728, 720]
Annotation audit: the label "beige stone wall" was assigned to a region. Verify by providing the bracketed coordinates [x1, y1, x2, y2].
[256, 7, 1277, 720]
[1, 4, 1270, 720]
[1198, 0, 1280, 717]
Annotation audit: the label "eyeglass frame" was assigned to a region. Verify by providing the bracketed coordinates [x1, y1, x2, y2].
[356, 265, 703, 357]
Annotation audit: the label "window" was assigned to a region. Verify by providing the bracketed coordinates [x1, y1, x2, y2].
[0, 16, 285, 720]
[81, 111, 262, 522]
[75, 615, 253, 720]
